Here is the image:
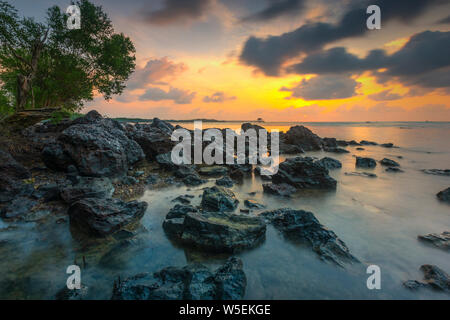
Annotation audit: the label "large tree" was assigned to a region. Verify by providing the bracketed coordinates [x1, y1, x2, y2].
[0, 0, 135, 112]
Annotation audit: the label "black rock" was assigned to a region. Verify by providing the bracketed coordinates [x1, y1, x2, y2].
[261, 208, 358, 267]
[360, 140, 377, 146]
[262, 183, 297, 197]
[174, 165, 196, 178]
[145, 173, 161, 185]
[283, 126, 323, 151]
[272, 157, 337, 189]
[386, 167, 403, 173]
[345, 172, 377, 178]
[121, 176, 138, 186]
[166, 204, 198, 219]
[128, 125, 174, 160]
[0, 149, 32, 203]
[216, 176, 234, 188]
[323, 147, 349, 154]
[183, 174, 206, 186]
[254, 166, 272, 180]
[111, 257, 246, 300]
[316, 157, 342, 170]
[55, 285, 89, 300]
[422, 169, 450, 177]
[32, 183, 61, 202]
[355, 157, 377, 168]
[42, 143, 74, 171]
[244, 199, 265, 209]
[380, 158, 400, 167]
[0, 196, 38, 220]
[68, 198, 147, 237]
[418, 231, 450, 251]
[404, 265, 449, 293]
[437, 188, 450, 203]
[380, 143, 394, 148]
[60, 177, 114, 204]
[198, 166, 228, 176]
[172, 195, 192, 204]
[201, 187, 239, 212]
[156, 153, 178, 171]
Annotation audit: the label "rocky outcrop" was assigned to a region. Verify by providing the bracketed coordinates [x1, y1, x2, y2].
[216, 176, 234, 188]
[360, 140, 378, 146]
[282, 126, 323, 151]
[418, 231, 450, 251]
[437, 188, 450, 203]
[262, 183, 296, 197]
[0, 149, 32, 203]
[201, 187, 239, 212]
[60, 177, 114, 204]
[355, 157, 376, 168]
[316, 157, 342, 170]
[68, 197, 147, 237]
[380, 158, 400, 167]
[111, 257, 246, 300]
[244, 199, 265, 209]
[345, 172, 377, 178]
[272, 157, 337, 189]
[404, 265, 449, 293]
[261, 208, 358, 267]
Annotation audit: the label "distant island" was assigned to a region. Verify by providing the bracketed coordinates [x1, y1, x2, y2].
[114, 118, 261, 123]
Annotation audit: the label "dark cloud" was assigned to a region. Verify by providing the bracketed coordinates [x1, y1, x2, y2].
[280, 75, 360, 100]
[142, 0, 212, 25]
[437, 15, 450, 24]
[241, 0, 306, 22]
[203, 91, 236, 103]
[368, 90, 402, 101]
[139, 87, 196, 104]
[239, 0, 445, 75]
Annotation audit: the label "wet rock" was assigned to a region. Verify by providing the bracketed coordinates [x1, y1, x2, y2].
[355, 157, 377, 168]
[279, 142, 304, 154]
[323, 147, 349, 154]
[380, 143, 394, 148]
[128, 128, 174, 160]
[163, 210, 266, 253]
[322, 137, 337, 148]
[172, 195, 192, 204]
[0, 149, 31, 180]
[216, 176, 234, 188]
[437, 188, 450, 203]
[155, 152, 177, 171]
[198, 166, 228, 177]
[60, 177, 114, 204]
[380, 158, 400, 167]
[336, 140, 349, 147]
[356, 147, 365, 151]
[345, 172, 377, 178]
[111, 257, 246, 300]
[68, 198, 147, 237]
[261, 208, 358, 267]
[134, 171, 145, 177]
[262, 183, 297, 197]
[404, 265, 449, 293]
[386, 167, 403, 173]
[418, 231, 450, 251]
[348, 140, 361, 146]
[360, 140, 377, 146]
[166, 204, 198, 219]
[183, 174, 206, 186]
[145, 173, 161, 185]
[121, 176, 138, 186]
[244, 199, 265, 209]
[316, 157, 342, 170]
[0, 196, 38, 220]
[283, 126, 323, 151]
[272, 157, 337, 189]
[422, 169, 450, 176]
[151, 117, 174, 135]
[42, 143, 73, 171]
[201, 187, 238, 212]
[229, 168, 244, 184]
[55, 285, 89, 300]
[32, 183, 61, 202]
[0, 149, 32, 203]
[174, 165, 196, 178]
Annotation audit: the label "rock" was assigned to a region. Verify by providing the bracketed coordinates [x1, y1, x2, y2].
[183, 174, 206, 186]
[262, 183, 297, 197]
[145, 173, 160, 185]
[437, 188, 450, 203]
[68, 198, 147, 237]
[47, 111, 145, 177]
[254, 167, 272, 180]
[272, 157, 337, 190]
[348, 140, 361, 146]
[380, 158, 400, 167]
[0, 149, 31, 179]
[386, 167, 403, 173]
[283, 126, 323, 151]
[174, 165, 196, 178]
[60, 177, 114, 204]
[418, 231, 450, 251]
[151, 117, 174, 135]
[360, 140, 377, 146]
[166, 204, 198, 219]
[172, 195, 192, 204]
[336, 140, 349, 147]
[279, 142, 304, 154]
[163, 211, 266, 253]
[128, 128, 174, 160]
[121, 176, 138, 186]
[356, 147, 365, 151]
[322, 137, 338, 148]
[198, 166, 228, 176]
[42, 143, 73, 171]
[404, 265, 449, 293]
[241, 123, 265, 132]
[111, 257, 246, 300]
[134, 171, 145, 177]
[229, 168, 244, 183]
[355, 157, 376, 168]
[201, 187, 238, 212]
[244, 199, 265, 209]
[380, 143, 394, 148]
[422, 169, 450, 176]
[0, 196, 38, 220]
[55, 285, 89, 300]
[316, 157, 342, 170]
[0, 149, 32, 203]
[156, 153, 178, 171]
[216, 176, 234, 188]
[261, 209, 358, 267]
[240, 209, 250, 214]
[32, 183, 61, 202]
[323, 147, 350, 154]
[345, 172, 377, 178]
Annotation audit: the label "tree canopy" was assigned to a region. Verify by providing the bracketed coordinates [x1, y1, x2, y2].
[0, 0, 136, 113]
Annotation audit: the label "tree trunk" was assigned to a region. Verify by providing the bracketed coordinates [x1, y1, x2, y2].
[16, 74, 31, 112]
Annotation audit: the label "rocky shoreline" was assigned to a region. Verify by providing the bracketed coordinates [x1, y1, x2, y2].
[0, 110, 449, 299]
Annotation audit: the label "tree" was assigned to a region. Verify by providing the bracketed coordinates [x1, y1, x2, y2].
[0, 0, 136, 113]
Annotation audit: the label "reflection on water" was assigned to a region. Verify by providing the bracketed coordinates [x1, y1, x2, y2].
[0, 122, 449, 299]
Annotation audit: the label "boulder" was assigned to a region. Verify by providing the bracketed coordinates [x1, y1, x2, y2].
[244, 199, 265, 209]
[60, 177, 114, 204]
[111, 257, 246, 300]
[316, 157, 342, 170]
[345, 172, 377, 178]
[128, 128, 174, 160]
[404, 265, 449, 293]
[163, 211, 266, 253]
[380, 143, 394, 148]
[68, 198, 147, 237]
[437, 188, 450, 203]
[386, 167, 403, 173]
[216, 176, 234, 188]
[262, 183, 296, 197]
[360, 140, 377, 146]
[272, 157, 337, 189]
[323, 147, 350, 154]
[355, 157, 376, 168]
[261, 208, 358, 267]
[183, 174, 206, 186]
[380, 158, 400, 167]
[156, 152, 178, 171]
[418, 231, 450, 251]
[283, 126, 323, 151]
[0, 149, 32, 203]
[198, 166, 228, 176]
[201, 187, 239, 212]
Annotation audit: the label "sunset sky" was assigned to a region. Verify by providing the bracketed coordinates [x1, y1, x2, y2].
[11, 0, 450, 121]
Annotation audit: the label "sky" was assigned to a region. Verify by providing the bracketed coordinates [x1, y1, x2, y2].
[8, 0, 450, 121]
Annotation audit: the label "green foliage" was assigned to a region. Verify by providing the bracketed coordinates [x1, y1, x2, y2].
[49, 109, 82, 124]
[0, 0, 136, 112]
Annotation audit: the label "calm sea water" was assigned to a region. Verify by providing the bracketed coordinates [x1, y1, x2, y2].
[0, 122, 449, 299]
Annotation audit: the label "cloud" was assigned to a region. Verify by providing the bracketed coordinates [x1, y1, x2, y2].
[241, 0, 306, 22]
[437, 15, 450, 24]
[368, 90, 402, 101]
[280, 75, 360, 100]
[142, 0, 213, 25]
[239, 0, 445, 75]
[139, 87, 196, 104]
[127, 57, 188, 90]
[203, 91, 236, 103]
